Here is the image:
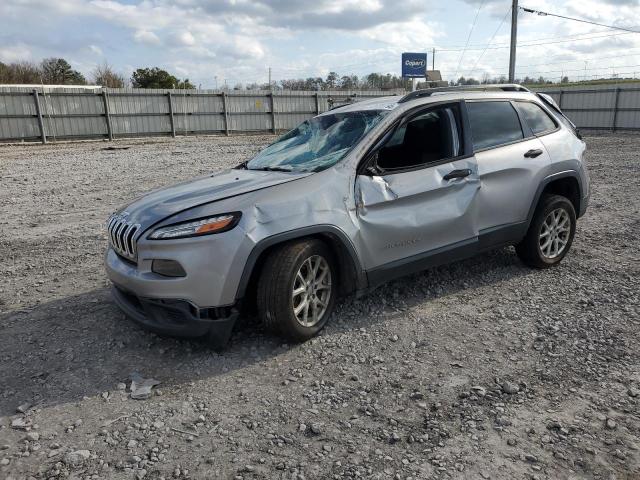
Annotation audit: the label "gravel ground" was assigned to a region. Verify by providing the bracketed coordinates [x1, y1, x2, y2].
[0, 134, 638, 480]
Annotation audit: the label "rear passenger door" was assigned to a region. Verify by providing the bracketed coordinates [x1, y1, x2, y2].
[466, 100, 553, 240]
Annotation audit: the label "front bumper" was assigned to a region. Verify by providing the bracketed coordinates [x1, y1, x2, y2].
[104, 226, 252, 347]
[104, 225, 253, 308]
[111, 285, 237, 347]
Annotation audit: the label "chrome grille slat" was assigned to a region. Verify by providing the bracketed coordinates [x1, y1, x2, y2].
[114, 222, 126, 252]
[123, 224, 134, 256]
[129, 226, 139, 256]
[106, 213, 141, 262]
[107, 216, 118, 247]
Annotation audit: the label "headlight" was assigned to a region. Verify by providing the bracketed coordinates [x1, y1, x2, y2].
[148, 212, 241, 240]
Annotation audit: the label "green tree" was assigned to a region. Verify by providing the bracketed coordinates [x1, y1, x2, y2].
[131, 67, 193, 89]
[40, 58, 86, 85]
[340, 75, 359, 90]
[325, 71, 339, 89]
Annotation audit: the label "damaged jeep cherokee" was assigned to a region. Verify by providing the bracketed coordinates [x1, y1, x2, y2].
[105, 84, 589, 347]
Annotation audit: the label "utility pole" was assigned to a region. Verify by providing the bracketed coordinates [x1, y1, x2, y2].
[432, 48, 435, 70]
[508, 0, 518, 82]
[584, 61, 588, 81]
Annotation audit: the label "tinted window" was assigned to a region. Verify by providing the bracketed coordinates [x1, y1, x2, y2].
[467, 101, 523, 150]
[375, 104, 463, 171]
[515, 102, 557, 134]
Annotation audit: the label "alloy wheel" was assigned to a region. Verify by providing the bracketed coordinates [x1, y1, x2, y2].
[291, 255, 332, 327]
[539, 207, 571, 259]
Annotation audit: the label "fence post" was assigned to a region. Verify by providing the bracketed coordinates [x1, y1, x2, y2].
[102, 90, 113, 141]
[314, 92, 320, 115]
[221, 92, 229, 136]
[557, 90, 564, 110]
[612, 87, 621, 132]
[167, 92, 176, 138]
[269, 93, 276, 134]
[32, 89, 46, 144]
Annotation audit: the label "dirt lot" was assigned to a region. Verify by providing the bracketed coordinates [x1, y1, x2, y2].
[0, 134, 639, 480]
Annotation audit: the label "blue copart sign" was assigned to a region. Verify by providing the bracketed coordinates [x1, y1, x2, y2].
[402, 53, 427, 78]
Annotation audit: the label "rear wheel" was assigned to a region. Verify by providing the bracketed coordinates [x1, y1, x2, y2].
[257, 239, 336, 342]
[516, 194, 576, 268]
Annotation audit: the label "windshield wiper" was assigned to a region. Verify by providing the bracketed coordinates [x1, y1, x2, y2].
[249, 166, 294, 172]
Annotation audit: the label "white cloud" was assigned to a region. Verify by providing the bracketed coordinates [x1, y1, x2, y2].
[88, 45, 103, 55]
[0, 44, 32, 63]
[2, 0, 640, 86]
[174, 31, 196, 46]
[359, 18, 439, 49]
[134, 30, 162, 46]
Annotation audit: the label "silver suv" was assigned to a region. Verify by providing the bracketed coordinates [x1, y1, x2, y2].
[105, 85, 589, 347]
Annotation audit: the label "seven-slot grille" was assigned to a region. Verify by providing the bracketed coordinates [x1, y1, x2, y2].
[107, 213, 141, 261]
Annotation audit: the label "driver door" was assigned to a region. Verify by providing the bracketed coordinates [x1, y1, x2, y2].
[355, 102, 480, 277]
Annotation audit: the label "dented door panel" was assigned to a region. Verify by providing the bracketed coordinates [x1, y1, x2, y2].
[355, 158, 480, 270]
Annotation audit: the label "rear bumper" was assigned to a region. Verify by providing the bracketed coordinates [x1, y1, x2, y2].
[111, 285, 237, 347]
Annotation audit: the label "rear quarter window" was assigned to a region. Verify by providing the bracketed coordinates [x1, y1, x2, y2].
[515, 101, 557, 134]
[466, 101, 524, 151]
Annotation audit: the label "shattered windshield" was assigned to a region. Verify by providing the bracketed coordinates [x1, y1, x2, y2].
[247, 110, 388, 173]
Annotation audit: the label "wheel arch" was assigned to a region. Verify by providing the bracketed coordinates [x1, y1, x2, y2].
[235, 225, 367, 304]
[527, 171, 583, 227]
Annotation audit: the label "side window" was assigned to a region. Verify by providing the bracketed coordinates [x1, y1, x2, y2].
[375, 104, 463, 171]
[467, 101, 523, 151]
[515, 101, 557, 134]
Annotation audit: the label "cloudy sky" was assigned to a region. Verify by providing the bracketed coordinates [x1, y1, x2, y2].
[1, 0, 639, 87]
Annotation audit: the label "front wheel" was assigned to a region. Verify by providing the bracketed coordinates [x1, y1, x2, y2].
[516, 194, 576, 269]
[257, 239, 337, 342]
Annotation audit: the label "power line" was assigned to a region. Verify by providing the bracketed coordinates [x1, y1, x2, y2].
[266, 43, 640, 78]
[520, 6, 640, 34]
[434, 30, 633, 52]
[431, 28, 620, 50]
[453, 0, 486, 80]
[443, 62, 634, 78]
[452, 50, 640, 74]
[467, 6, 512, 79]
[267, 26, 636, 76]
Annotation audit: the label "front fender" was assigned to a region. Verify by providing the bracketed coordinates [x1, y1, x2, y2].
[234, 224, 366, 301]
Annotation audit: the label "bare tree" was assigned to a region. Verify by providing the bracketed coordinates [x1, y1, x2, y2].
[92, 62, 126, 88]
[1, 61, 42, 84]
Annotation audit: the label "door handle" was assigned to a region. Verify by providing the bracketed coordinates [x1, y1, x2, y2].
[524, 149, 544, 158]
[443, 168, 472, 181]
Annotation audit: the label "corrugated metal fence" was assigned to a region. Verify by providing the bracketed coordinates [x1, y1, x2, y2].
[0, 87, 402, 143]
[534, 83, 640, 131]
[1, 83, 639, 143]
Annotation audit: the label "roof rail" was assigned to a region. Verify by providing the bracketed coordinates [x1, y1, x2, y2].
[398, 84, 530, 103]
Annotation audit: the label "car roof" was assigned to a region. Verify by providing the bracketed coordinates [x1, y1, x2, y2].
[322, 84, 540, 115]
[318, 95, 401, 115]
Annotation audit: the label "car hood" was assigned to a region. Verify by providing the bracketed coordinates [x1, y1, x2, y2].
[117, 168, 311, 228]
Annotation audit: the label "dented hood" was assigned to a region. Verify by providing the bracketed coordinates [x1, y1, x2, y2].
[118, 168, 311, 228]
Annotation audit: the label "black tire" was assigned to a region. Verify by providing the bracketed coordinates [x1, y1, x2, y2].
[516, 194, 576, 269]
[257, 239, 337, 342]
